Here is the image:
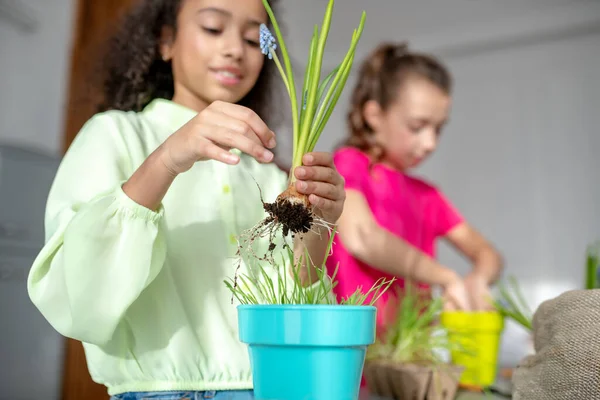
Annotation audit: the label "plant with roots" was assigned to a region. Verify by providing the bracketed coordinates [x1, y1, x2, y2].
[236, 0, 366, 264]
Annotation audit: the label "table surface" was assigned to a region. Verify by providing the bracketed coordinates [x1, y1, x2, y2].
[362, 376, 513, 400]
[365, 391, 507, 400]
[456, 391, 507, 400]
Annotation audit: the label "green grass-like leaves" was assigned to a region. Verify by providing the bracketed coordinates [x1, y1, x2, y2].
[262, 0, 366, 172]
[493, 275, 533, 332]
[224, 228, 394, 306]
[585, 241, 600, 289]
[367, 284, 467, 365]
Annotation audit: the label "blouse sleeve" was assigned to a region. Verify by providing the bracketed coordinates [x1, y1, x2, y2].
[27, 113, 167, 346]
[333, 147, 370, 193]
[431, 188, 464, 237]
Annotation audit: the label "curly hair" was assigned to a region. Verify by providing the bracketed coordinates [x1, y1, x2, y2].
[344, 42, 452, 162]
[96, 0, 281, 127]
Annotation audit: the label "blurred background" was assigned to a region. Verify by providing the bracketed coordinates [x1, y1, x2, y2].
[1, 0, 599, 399]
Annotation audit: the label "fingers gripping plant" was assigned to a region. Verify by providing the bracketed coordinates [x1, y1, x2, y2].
[237, 0, 366, 258]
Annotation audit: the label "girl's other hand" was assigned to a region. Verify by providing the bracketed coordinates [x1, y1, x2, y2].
[160, 101, 277, 175]
[293, 152, 346, 225]
[463, 272, 495, 311]
[442, 274, 470, 311]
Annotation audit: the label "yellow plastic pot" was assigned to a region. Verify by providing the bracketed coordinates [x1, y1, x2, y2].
[440, 311, 504, 387]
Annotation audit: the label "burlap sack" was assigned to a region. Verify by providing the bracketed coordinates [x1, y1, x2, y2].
[512, 289, 600, 399]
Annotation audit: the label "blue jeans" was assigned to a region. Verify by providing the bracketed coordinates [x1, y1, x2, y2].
[110, 390, 254, 400]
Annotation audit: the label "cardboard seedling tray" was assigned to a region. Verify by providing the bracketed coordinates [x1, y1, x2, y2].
[364, 360, 464, 400]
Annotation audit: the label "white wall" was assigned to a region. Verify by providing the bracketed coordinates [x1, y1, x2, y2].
[0, 0, 75, 155]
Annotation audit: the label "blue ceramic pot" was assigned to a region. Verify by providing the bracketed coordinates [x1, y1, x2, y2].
[238, 304, 376, 400]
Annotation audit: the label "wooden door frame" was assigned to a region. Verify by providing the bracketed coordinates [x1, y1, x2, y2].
[60, 0, 139, 399]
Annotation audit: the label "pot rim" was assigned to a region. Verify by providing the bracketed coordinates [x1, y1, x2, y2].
[237, 304, 377, 311]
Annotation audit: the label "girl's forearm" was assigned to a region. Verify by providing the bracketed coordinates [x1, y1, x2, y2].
[350, 224, 459, 287]
[471, 248, 503, 284]
[122, 145, 176, 211]
[292, 227, 329, 286]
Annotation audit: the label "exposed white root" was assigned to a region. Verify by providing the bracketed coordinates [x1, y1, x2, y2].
[230, 176, 339, 302]
[307, 215, 336, 237]
[236, 217, 285, 264]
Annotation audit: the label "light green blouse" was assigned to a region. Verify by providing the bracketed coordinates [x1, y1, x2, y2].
[27, 99, 289, 395]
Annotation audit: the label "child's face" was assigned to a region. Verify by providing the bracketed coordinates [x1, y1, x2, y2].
[370, 78, 451, 171]
[162, 0, 267, 110]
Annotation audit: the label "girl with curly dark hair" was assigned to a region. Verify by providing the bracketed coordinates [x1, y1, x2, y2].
[326, 42, 503, 331]
[27, 1, 346, 399]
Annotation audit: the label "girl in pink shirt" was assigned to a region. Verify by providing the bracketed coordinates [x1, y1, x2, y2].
[327, 43, 504, 332]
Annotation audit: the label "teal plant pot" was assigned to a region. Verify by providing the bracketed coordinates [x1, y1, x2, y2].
[238, 305, 376, 400]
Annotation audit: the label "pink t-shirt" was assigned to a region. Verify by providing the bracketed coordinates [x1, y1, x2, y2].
[327, 147, 463, 331]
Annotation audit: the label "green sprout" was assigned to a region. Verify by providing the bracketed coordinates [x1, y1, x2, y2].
[585, 241, 600, 289]
[493, 276, 533, 331]
[237, 0, 367, 244]
[261, 0, 366, 173]
[367, 284, 467, 365]
[225, 227, 394, 306]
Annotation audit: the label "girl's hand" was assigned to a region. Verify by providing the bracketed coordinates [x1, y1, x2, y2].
[442, 274, 471, 311]
[464, 272, 495, 311]
[293, 152, 346, 225]
[160, 101, 277, 175]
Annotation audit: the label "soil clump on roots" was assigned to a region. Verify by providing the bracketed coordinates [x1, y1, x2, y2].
[234, 183, 333, 266]
[263, 186, 313, 237]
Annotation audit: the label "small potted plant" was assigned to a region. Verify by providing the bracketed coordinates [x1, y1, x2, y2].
[364, 283, 465, 400]
[226, 233, 392, 400]
[440, 278, 531, 391]
[448, 275, 532, 391]
[223, 1, 394, 399]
